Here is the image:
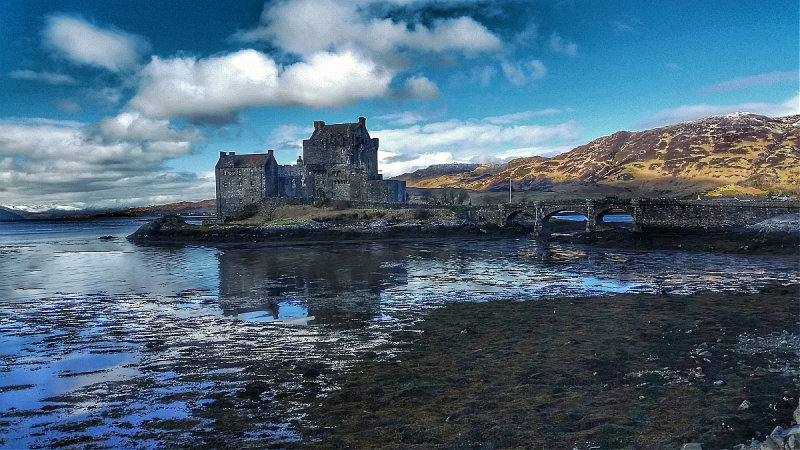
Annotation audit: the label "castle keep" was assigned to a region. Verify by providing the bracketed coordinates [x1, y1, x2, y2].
[215, 117, 406, 219]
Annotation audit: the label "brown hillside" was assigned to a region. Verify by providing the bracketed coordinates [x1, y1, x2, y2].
[122, 199, 216, 216]
[400, 113, 800, 197]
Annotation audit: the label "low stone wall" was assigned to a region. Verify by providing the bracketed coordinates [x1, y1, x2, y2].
[634, 199, 800, 229]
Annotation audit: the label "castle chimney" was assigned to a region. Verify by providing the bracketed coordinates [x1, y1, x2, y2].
[314, 120, 325, 130]
[358, 116, 366, 126]
[229, 151, 235, 156]
[219, 151, 226, 158]
[267, 149, 274, 155]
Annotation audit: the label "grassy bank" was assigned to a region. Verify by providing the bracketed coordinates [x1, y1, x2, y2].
[231, 203, 457, 226]
[305, 286, 800, 449]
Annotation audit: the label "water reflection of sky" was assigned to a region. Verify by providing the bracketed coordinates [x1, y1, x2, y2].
[0, 219, 798, 447]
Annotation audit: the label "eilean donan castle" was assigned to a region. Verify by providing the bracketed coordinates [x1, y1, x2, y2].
[215, 117, 406, 219]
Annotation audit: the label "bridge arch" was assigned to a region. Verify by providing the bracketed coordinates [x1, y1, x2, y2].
[596, 206, 634, 225]
[541, 208, 591, 234]
[504, 209, 537, 230]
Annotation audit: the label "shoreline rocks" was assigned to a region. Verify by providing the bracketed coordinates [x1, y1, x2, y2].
[127, 214, 799, 255]
[126, 214, 498, 245]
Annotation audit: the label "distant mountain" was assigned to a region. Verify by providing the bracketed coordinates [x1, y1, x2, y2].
[400, 113, 800, 197]
[0, 206, 24, 221]
[25, 199, 217, 220]
[117, 199, 216, 217]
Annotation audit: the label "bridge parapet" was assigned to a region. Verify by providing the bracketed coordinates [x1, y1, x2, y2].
[631, 198, 800, 229]
[476, 198, 799, 235]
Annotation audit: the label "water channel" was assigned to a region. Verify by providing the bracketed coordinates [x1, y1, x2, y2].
[0, 218, 797, 447]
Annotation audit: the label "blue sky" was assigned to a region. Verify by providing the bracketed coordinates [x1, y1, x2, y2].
[0, 0, 797, 211]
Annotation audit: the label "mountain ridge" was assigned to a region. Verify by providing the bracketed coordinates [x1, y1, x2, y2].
[393, 113, 800, 197]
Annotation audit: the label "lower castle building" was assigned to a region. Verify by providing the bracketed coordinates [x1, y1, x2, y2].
[215, 117, 406, 219]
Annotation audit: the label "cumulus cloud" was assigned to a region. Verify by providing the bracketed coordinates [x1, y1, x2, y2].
[0, 116, 207, 210]
[395, 76, 441, 100]
[9, 69, 76, 85]
[697, 70, 800, 94]
[235, 0, 502, 61]
[43, 14, 150, 72]
[128, 49, 394, 123]
[375, 116, 581, 175]
[637, 95, 800, 128]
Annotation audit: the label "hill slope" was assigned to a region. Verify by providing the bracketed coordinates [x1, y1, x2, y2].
[398, 113, 800, 197]
[0, 206, 25, 221]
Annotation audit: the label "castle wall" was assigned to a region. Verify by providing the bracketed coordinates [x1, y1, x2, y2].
[217, 166, 266, 218]
[366, 179, 407, 203]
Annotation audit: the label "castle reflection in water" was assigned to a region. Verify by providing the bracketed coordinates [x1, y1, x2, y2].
[216, 243, 409, 327]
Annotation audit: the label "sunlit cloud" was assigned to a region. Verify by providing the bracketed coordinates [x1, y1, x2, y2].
[129, 50, 395, 123]
[0, 116, 207, 210]
[235, 0, 502, 61]
[43, 14, 151, 72]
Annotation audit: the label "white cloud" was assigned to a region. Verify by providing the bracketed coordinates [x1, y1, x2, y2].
[501, 59, 547, 86]
[697, 70, 800, 94]
[129, 49, 395, 123]
[484, 108, 567, 125]
[9, 69, 76, 85]
[377, 108, 447, 125]
[546, 32, 577, 56]
[637, 95, 800, 128]
[396, 76, 441, 100]
[235, 0, 502, 60]
[0, 116, 207, 210]
[269, 124, 309, 154]
[43, 14, 150, 72]
[375, 116, 581, 175]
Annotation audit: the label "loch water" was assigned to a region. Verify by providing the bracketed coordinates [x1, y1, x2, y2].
[0, 218, 798, 447]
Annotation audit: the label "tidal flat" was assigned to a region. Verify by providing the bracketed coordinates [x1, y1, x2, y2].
[2, 218, 799, 448]
[306, 285, 800, 449]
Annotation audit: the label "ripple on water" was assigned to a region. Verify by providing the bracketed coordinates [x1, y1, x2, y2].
[0, 230, 798, 447]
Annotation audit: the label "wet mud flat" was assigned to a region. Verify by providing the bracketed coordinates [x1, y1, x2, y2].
[0, 291, 387, 449]
[305, 285, 800, 449]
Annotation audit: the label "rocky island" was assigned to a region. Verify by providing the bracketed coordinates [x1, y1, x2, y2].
[127, 202, 799, 255]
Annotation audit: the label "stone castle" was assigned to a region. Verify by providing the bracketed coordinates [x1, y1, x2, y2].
[215, 117, 406, 219]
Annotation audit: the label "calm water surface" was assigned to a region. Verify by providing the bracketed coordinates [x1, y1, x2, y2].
[0, 218, 798, 447]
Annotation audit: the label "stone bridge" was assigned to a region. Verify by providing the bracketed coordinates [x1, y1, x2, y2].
[455, 198, 800, 236]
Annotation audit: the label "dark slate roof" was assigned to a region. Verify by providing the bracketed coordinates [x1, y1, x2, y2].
[309, 122, 363, 140]
[215, 153, 273, 169]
